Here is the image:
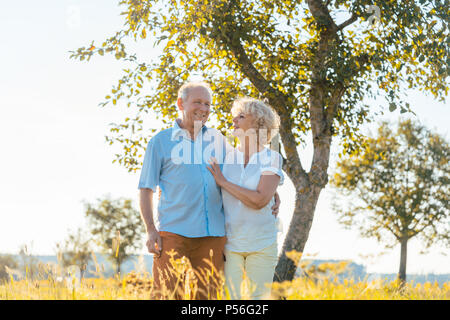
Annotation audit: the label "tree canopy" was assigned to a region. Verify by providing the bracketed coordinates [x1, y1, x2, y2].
[331, 119, 449, 281]
[56, 227, 93, 279]
[85, 197, 145, 275]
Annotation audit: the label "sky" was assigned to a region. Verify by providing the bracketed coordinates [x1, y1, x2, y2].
[0, 1, 448, 274]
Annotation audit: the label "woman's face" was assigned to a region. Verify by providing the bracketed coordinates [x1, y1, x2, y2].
[232, 111, 256, 138]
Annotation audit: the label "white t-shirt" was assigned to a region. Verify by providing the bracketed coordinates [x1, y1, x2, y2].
[222, 147, 284, 252]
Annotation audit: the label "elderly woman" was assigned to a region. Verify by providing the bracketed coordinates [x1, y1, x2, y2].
[207, 97, 284, 300]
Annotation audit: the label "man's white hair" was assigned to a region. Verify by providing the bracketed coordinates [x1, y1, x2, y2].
[177, 81, 213, 101]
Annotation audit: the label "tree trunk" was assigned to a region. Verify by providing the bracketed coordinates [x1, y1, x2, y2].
[215, 2, 339, 283]
[116, 258, 121, 277]
[274, 184, 322, 281]
[80, 265, 85, 280]
[398, 238, 408, 284]
[272, 0, 343, 283]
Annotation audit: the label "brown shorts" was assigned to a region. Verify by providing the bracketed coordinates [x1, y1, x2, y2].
[152, 231, 227, 300]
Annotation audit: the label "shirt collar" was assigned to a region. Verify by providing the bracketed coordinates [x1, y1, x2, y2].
[171, 119, 208, 140]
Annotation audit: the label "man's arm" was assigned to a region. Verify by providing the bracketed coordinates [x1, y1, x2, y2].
[139, 188, 162, 257]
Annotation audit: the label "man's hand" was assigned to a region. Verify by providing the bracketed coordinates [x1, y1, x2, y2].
[140, 189, 161, 256]
[146, 228, 162, 257]
[271, 192, 280, 217]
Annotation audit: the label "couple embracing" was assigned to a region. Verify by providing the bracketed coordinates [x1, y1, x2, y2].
[138, 81, 284, 300]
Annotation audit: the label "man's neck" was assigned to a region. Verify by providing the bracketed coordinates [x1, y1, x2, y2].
[177, 118, 201, 141]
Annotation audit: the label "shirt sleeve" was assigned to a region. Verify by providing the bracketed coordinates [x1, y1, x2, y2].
[138, 137, 162, 191]
[260, 151, 284, 186]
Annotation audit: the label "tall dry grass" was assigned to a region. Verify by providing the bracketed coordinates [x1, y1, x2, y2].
[1, 250, 449, 300]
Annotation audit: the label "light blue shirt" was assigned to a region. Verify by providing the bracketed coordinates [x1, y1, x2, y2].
[138, 120, 227, 238]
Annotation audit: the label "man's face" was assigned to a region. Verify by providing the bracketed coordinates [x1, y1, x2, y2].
[177, 86, 211, 128]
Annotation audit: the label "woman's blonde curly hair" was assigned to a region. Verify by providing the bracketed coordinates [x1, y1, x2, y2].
[231, 97, 281, 145]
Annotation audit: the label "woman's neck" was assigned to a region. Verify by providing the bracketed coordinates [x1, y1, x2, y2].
[238, 136, 264, 162]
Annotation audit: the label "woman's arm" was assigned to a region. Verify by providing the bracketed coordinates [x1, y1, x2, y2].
[222, 175, 280, 209]
[207, 158, 280, 210]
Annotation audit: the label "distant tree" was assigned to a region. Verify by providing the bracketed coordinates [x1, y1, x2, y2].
[71, 0, 449, 281]
[18, 243, 40, 279]
[0, 254, 19, 281]
[85, 196, 145, 276]
[56, 227, 93, 279]
[331, 119, 450, 283]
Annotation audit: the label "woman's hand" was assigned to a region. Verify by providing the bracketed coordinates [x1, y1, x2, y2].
[206, 157, 228, 187]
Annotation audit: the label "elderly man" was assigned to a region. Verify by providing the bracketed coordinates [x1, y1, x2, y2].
[138, 82, 279, 300]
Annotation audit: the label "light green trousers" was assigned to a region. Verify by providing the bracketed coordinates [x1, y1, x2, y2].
[224, 242, 278, 300]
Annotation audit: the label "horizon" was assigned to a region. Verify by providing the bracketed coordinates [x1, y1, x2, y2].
[5, 252, 450, 278]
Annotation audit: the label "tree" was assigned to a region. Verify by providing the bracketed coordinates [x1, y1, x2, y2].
[55, 227, 93, 279]
[331, 119, 449, 283]
[18, 243, 40, 280]
[71, 0, 449, 281]
[85, 196, 145, 276]
[0, 254, 19, 281]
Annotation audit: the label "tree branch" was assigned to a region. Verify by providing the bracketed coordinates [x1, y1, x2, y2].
[234, 42, 307, 182]
[211, 10, 308, 183]
[337, 12, 359, 30]
[306, 0, 338, 31]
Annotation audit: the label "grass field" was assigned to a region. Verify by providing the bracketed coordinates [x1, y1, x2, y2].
[1, 256, 449, 300]
[1, 275, 449, 300]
